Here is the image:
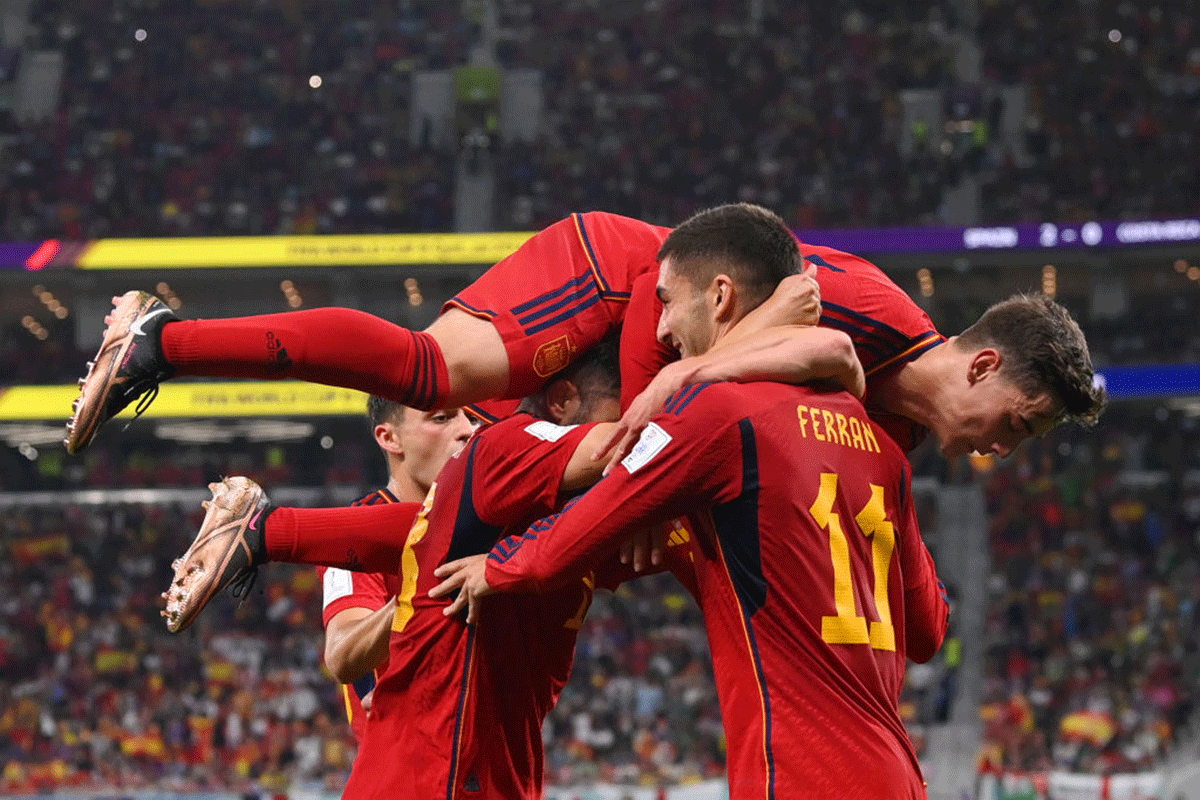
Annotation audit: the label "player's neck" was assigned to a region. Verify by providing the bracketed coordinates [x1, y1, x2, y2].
[874, 348, 953, 431]
[387, 472, 427, 504]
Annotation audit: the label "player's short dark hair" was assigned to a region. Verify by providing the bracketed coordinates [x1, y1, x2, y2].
[956, 293, 1106, 426]
[518, 333, 621, 420]
[367, 395, 405, 428]
[658, 203, 803, 308]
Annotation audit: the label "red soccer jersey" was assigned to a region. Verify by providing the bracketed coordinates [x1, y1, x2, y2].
[618, 244, 945, 450]
[486, 382, 950, 800]
[447, 212, 669, 397]
[343, 415, 633, 799]
[318, 488, 404, 743]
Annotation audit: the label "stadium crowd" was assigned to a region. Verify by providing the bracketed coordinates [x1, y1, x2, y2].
[4, 0, 1196, 241]
[5, 0, 465, 241]
[0, 466, 946, 793]
[490, 0, 958, 230]
[976, 0, 1200, 223]
[978, 406, 1200, 775]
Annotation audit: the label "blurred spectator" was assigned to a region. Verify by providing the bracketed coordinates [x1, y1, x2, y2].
[977, 0, 1200, 222]
[0, 501, 350, 794]
[4, 0, 464, 240]
[977, 405, 1200, 775]
[493, 0, 958, 231]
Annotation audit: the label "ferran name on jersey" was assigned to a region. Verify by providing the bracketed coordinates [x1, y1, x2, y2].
[621, 422, 672, 474]
[524, 420, 579, 442]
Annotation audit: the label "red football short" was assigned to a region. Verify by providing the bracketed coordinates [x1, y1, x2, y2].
[444, 212, 668, 397]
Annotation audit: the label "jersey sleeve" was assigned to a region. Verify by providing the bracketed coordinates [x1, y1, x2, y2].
[894, 470, 950, 664]
[470, 419, 601, 524]
[320, 567, 392, 628]
[806, 246, 944, 379]
[619, 271, 679, 411]
[485, 387, 744, 593]
[577, 212, 670, 296]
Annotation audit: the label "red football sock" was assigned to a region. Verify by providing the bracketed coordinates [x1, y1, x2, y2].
[263, 502, 419, 573]
[160, 308, 450, 409]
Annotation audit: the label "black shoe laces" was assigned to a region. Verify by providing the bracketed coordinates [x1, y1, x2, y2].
[229, 565, 260, 602]
[120, 383, 161, 432]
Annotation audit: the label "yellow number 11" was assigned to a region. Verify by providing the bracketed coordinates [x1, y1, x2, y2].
[810, 473, 896, 652]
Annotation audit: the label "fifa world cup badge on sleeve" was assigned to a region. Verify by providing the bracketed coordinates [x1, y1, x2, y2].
[524, 420, 579, 442]
[323, 568, 355, 608]
[621, 423, 672, 474]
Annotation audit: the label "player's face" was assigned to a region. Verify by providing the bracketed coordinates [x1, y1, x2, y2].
[396, 408, 475, 490]
[656, 258, 715, 359]
[936, 374, 1059, 459]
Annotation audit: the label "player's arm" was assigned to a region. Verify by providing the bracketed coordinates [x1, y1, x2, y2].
[324, 601, 395, 684]
[895, 475, 950, 664]
[597, 326, 863, 467]
[433, 400, 741, 615]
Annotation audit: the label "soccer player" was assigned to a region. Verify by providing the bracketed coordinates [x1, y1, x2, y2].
[65, 204, 1100, 469]
[319, 399, 472, 742]
[164, 336, 756, 797]
[431, 214, 956, 799]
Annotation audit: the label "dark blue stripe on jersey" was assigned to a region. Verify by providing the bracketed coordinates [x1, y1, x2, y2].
[524, 294, 601, 335]
[664, 384, 698, 414]
[423, 334, 439, 409]
[802, 252, 844, 272]
[820, 311, 908, 358]
[710, 419, 776, 797]
[351, 671, 376, 701]
[487, 531, 537, 563]
[511, 273, 593, 315]
[444, 439, 503, 564]
[412, 333, 432, 409]
[671, 382, 713, 416]
[744, 608, 778, 799]
[710, 418, 767, 614]
[821, 301, 911, 350]
[516, 282, 596, 326]
[819, 315, 888, 361]
[446, 624, 476, 800]
[573, 213, 611, 293]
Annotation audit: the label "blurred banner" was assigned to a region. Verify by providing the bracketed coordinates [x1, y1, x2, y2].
[4, 216, 1200, 270]
[976, 770, 1164, 800]
[2, 364, 1194, 422]
[0, 382, 369, 420]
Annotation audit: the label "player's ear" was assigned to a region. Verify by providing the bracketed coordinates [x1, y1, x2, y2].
[967, 348, 1002, 385]
[375, 423, 404, 458]
[711, 274, 737, 321]
[544, 379, 581, 426]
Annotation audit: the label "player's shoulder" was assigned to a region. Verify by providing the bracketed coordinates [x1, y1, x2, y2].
[577, 211, 672, 249]
[659, 381, 804, 425]
[802, 244, 883, 275]
[481, 413, 578, 444]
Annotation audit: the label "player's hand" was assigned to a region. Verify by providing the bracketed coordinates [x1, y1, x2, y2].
[430, 555, 493, 625]
[594, 362, 686, 475]
[619, 524, 669, 572]
[770, 263, 821, 327]
[361, 689, 374, 713]
[841, 353, 866, 400]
